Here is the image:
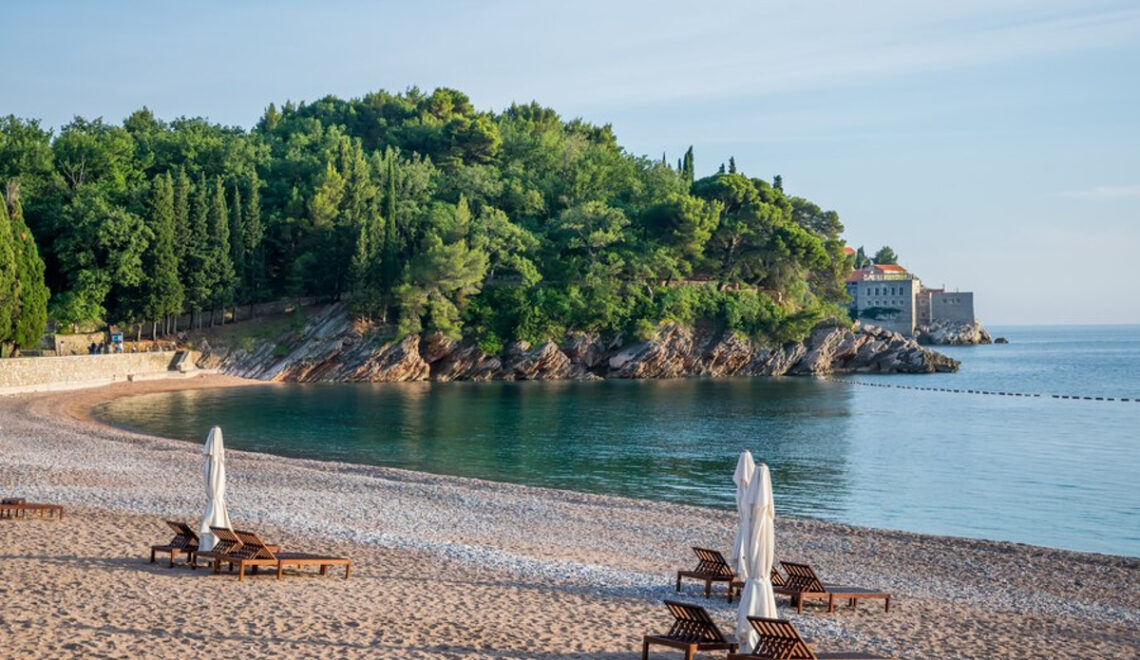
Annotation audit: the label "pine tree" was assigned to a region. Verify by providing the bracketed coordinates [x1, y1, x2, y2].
[142, 173, 183, 338]
[728, 157, 737, 174]
[207, 177, 234, 323]
[244, 170, 264, 313]
[229, 184, 245, 306]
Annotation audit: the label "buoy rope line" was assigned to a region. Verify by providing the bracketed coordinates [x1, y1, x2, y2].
[827, 377, 1138, 403]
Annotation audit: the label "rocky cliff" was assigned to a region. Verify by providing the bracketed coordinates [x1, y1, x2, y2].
[196, 305, 958, 382]
[916, 320, 992, 346]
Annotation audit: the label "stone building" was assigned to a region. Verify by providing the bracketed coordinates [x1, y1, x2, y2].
[845, 264, 920, 336]
[847, 261, 978, 337]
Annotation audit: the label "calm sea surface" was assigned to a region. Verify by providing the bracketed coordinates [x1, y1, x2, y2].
[99, 325, 1140, 557]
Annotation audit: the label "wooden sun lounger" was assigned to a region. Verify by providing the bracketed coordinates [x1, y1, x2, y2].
[219, 529, 350, 581]
[642, 600, 739, 660]
[194, 526, 283, 571]
[677, 547, 739, 601]
[727, 616, 896, 659]
[777, 562, 891, 614]
[194, 526, 245, 570]
[150, 520, 199, 568]
[0, 498, 65, 520]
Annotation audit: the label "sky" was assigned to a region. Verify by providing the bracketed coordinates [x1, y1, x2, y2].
[3, 0, 1138, 324]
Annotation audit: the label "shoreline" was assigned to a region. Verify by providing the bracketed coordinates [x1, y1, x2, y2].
[87, 375, 1137, 560]
[2, 376, 1137, 658]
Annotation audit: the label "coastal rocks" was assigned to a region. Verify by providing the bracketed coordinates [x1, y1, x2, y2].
[348, 335, 430, 382]
[203, 304, 959, 383]
[502, 341, 583, 380]
[917, 320, 993, 345]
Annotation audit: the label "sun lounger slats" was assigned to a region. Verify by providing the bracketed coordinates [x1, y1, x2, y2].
[726, 617, 895, 660]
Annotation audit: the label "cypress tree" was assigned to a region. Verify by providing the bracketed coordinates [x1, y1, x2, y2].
[681, 146, 694, 186]
[208, 177, 234, 323]
[229, 184, 245, 306]
[381, 153, 399, 298]
[186, 174, 211, 328]
[6, 184, 49, 352]
[172, 167, 191, 331]
[728, 156, 737, 174]
[244, 170, 264, 313]
[0, 193, 18, 352]
[773, 174, 783, 192]
[143, 173, 182, 338]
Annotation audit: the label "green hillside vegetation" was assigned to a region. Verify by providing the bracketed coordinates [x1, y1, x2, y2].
[0, 88, 853, 351]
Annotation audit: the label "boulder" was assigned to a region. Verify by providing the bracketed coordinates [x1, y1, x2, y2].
[916, 320, 993, 345]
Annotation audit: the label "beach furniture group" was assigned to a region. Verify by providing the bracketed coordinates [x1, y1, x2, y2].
[149, 521, 350, 581]
[675, 547, 891, 613]
[650, 545, 896, 658]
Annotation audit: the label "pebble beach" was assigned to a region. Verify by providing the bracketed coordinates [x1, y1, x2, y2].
[1, 375, 1137, 659]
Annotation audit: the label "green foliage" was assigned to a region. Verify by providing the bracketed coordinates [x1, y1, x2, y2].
[873, 245, 898, 265]
[0, 87, 856, 347]
[4, 189, 49, 349]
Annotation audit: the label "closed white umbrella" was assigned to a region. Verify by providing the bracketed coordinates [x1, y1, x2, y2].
[736, 462, 777, 653]
[729, 450, 756, 578]
[198, 426, 232, 552]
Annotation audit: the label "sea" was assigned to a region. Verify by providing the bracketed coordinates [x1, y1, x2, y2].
[97, 325, 1140, 557]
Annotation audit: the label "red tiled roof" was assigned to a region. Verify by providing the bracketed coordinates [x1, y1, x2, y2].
[874, 264, 907, 273]
[843, 246, 856, 255]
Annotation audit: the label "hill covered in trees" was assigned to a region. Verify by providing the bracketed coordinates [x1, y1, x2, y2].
[0, 87, 855, 353]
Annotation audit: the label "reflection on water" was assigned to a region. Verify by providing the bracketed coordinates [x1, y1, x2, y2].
[100, 378, 855, 516]
[99, 330, 1140, 557]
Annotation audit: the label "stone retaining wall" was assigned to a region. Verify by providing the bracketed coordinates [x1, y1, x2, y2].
[0, 352, 201, 396]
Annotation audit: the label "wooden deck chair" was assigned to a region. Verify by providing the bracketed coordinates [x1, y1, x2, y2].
[1, 498, 64, 520]
[150, 520, 200, 568]
[777, 562, 891, 614]
[727, 616, 895, 659]
[642, 600, 739, 659]
[194, 526, 244, 570]
[222, 529, 350, 581]
[677, 547, 738, 600]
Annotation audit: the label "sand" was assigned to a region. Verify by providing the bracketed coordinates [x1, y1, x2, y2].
[0, 375, 1137, 659]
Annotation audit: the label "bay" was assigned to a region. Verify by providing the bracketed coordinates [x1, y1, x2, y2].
[98, 325, 1140, 557]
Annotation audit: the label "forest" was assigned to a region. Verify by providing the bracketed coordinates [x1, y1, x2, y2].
[0, 87, 856, 355]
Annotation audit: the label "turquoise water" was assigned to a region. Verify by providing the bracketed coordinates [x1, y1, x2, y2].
[99, 325, 1140, 557]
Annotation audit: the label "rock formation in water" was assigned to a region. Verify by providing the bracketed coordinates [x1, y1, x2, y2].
[916, 320, 993, 346]
[197, 305, 959, 382]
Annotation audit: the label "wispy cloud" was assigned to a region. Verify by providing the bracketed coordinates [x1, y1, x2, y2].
[1059, 185, 1140, 199]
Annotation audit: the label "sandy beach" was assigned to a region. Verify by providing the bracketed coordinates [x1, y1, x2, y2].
[0, 375, 1137, 659]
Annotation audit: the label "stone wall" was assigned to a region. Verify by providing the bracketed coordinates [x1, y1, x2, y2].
[0, 352, 199, 396]
[930, 291, 975, 324]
